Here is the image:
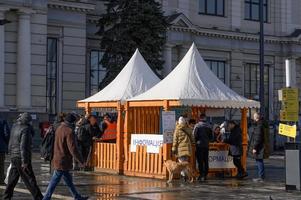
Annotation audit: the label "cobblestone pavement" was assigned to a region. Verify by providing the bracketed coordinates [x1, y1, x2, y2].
[0, 153, 300, 200]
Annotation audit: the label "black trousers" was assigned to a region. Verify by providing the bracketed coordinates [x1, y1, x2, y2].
[0, 153, 5, 184]
[196, 147, 209, 178]
[3, 158, 43, 200]
[233, 156, 244, 175]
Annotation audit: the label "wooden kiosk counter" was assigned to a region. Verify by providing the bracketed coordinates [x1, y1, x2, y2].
[77, 44, 260, 180]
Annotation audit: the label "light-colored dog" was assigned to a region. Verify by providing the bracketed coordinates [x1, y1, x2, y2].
[164, 160, 196, 183]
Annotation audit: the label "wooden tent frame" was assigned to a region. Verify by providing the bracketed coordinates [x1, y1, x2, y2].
[123, 99, 249, 179]
[78, 98, 249, 179]
[77, 101, 124, 174]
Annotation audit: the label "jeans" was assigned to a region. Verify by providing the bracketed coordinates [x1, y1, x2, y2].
[43, 170, 82, 200]
[256, 159, 265, 179]
[196, 147, 209, 178]
[4, 158, 43, 200]
[178, 156, 190, 177]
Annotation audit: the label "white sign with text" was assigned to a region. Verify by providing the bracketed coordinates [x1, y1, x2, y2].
[130, 134, 163, 154]
[208, 151, 235, 169]
[162, 111, 176, 144]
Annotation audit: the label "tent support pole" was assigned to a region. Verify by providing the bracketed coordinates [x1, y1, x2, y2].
[240, 108, 248, 172]
[84, 103, 91, 115]
[116, 102, 124, 174]
[123, 102, 130, 168]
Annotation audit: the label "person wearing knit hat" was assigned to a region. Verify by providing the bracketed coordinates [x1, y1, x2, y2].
[43, 113, 88, 200]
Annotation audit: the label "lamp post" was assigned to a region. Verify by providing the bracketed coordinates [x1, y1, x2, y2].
[259, 0, 265, 118]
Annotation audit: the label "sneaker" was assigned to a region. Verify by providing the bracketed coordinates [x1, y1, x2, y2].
[252, 178, 264, 182]
[236, 172, 248, 179]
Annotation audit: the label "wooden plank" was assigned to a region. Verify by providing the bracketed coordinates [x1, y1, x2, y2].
[142, 146, 147, 173]
[100, 143, 104, 168]
[128, 145, 132, 171]
[150, 154, 155, 174]
[154, 153, 158, 174]
[139, 145, 143, 172]
[110, 144, 113, 169]
[146, 153, 150, 173]
[158, 147, 162, 174]
[135, 146, 140, 172]
[106, 143, 110, 169]
[132, 151, 136, 171]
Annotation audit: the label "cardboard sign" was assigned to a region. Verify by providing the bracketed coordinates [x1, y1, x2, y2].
[207, 151, 235, 169]
[279, 123, 297, 138]
[162, 111, 176, 144]
[130, 134, 163, 154]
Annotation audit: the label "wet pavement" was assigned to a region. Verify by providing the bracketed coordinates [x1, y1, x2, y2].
[0, 153, 300, 200]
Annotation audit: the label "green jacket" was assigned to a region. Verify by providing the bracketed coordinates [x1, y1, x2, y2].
[172, 123, 194, 158]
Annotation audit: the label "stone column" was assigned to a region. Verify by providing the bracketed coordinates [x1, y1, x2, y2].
[0, 10, 5, 107]
[163, 45, 173, 77]
[17, 11, 31, 108]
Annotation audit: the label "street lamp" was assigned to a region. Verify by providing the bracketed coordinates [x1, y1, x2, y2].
[259, 0, 265, 118]
[0, 19, 11, 25]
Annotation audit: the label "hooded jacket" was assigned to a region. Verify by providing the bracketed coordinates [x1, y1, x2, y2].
[225, 125, 242, 156]
[8, 114, 34, 165]
[193, 121, 212, 148]
[248, 121, 265, 159]
[172, 123, 194, 158]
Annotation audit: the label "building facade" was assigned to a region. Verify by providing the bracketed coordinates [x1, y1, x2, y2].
[162, 0, 301, 121]
[0, 0, 300, 126]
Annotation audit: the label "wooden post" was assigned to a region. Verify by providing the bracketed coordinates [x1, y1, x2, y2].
[240, 108, 248, 172]
[123, 102, 130, 170]
[116, 102, 124, 174]
[84, 102, 91, 115]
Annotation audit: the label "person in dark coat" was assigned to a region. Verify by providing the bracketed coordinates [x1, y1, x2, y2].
[3, 113, 43, 200]
[193, 114, 212, 182]
[43, 113, 88, 200]
[224, 120, 247, 179]
[0, 118, 10, 185]
[248, 112, 265, 182]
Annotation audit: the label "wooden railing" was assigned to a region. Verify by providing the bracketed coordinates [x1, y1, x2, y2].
[93, 142, 118, 172]
[124, 145, 169, 179]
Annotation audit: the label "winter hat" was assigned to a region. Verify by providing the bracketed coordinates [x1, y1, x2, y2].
[178, 116, 186, 125]
[64, 113, 77, 124]
[17, 112, 32, 124]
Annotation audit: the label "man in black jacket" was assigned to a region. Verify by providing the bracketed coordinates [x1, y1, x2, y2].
[226, 120, 247, 179]
[193, 114, 212, 182]
[249, 112, 265, 182]
[3, 113, 43, 200]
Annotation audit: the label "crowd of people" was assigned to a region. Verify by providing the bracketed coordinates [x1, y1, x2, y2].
[0, 112, 117, 200]
[172, 112, 267, 183]
[0, 110, 267, 199]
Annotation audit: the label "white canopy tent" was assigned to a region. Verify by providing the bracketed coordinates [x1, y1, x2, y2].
[130, 43, 260, 109]
[79, 49, 161, 103]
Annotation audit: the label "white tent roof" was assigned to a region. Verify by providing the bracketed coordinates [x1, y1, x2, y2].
[79, 49, 160, 103]
[130, 43, 260, 109]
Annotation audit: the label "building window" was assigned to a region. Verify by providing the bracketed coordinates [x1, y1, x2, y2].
[244, 63, 269, 116]
[205, 60, 226, 83]
[245, 0, 268, 22]
[199, 0, 225, 17]
[46, 38, 58, 115]
[90, 50, 107, 95]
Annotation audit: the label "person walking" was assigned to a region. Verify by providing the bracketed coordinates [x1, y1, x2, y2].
[225, 120, 247, 179]
[3, 113, 43, 200]
[172, 116, 194, 181]
[193, 114, 212, 182]
[43, 113, 88, 200]
[249, 112, 265, 182]
[0, 118, 10, 185]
